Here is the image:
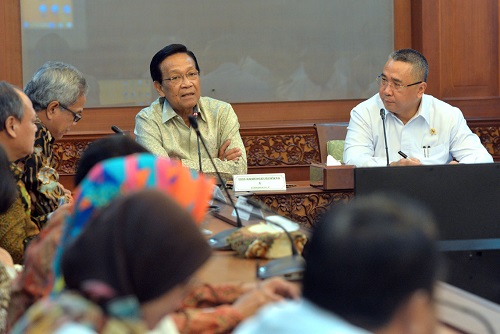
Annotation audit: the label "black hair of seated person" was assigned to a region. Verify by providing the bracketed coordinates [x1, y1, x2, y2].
[74, 134, 149, 187]
[302, 192, 441, 330]
[0, 144, 17, 213]
[62, 189, 212, 306]
[150, 44, 201, 83]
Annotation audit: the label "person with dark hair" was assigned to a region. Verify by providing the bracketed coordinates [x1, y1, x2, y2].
[0, 81, 39, 264]
[134, 43, 247, 182]
[343, 48, 492, 167]
[74, 134, 149, 187]
[22, 61, 89, 224]
[12, 189, 213, 332]
[236, 193, 441, 334]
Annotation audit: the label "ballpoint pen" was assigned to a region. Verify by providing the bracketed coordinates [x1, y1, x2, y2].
[398, 151, 409, 160]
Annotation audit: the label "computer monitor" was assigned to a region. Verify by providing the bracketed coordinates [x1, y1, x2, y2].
[355, 163, 500, 303]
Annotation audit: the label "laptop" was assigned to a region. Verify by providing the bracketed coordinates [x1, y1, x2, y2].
[354, 163, 500, 304]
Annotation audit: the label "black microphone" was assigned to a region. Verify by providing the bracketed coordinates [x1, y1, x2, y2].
[111, 125, 125, 135]
[245, 198, 306, 281]
[188, 115, 203, 173]
[188, 115, 242, 250]
[380, 108, 390, 166]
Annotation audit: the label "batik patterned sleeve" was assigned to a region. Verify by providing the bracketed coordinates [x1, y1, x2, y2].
[172, 305, 243, 334]
[22, 122, 66, 221]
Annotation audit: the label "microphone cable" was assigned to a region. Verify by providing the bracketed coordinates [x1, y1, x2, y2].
[188, 115, 242, 229]
[197, 134, 203, 173]
[380, 108, 390, 166]
[245, 197, 300, 257]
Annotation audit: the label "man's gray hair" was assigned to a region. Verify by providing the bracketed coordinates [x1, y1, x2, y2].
[0, 81, 23, 131]
[24, 61, 88, 111]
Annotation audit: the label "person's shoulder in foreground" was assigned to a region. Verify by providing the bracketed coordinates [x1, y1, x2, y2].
[235, 299, 371, 334]
[236, 192, 441, 334]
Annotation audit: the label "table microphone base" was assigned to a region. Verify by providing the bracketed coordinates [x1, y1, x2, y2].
[208, 227, 239, 250]
[257, 255, 305, 281]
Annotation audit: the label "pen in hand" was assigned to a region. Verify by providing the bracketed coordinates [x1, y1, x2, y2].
[398, 151, 409, 160]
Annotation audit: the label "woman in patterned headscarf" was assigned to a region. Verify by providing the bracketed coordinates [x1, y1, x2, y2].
[7, 153, 214, 330]
[12, 189, 213, 333]
[8, 152, 299, 334]
[52, 153, 215, 293]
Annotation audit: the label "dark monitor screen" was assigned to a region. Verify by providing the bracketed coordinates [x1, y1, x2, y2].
[355, 162, 500, 304]
[354, 163, 500, 251]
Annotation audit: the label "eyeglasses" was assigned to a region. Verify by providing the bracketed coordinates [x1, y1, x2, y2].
[376, 75, 422, 92]
[162, 71, 199, 85]
[59, 103, 82, 123]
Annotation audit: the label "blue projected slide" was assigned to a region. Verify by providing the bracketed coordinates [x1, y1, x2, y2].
[21, 0, 74, 29]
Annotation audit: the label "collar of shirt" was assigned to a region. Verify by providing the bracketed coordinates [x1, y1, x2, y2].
[35, 116, 55, 144]
[401, 94, 431, 126]
[417, 94, 431, 126]
[161, 98, 203, 124]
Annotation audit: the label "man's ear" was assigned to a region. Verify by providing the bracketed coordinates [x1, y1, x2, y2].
[4, 115, 18, 138]
[45, 100, 60, 120]
[153, 81, 166, 97]
[417, 82, 427, 98]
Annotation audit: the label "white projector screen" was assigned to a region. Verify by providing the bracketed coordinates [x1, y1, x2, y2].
[21, 0, 394, 107]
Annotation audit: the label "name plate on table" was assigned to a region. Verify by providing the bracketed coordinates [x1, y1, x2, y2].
[310, 163, 354, 190]
[233, 173, 286, 192]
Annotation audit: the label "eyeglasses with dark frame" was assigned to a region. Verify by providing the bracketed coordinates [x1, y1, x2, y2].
[59, 103, 82, 123]
[376, 75, 423, 92]
[162, 71, 199, 85]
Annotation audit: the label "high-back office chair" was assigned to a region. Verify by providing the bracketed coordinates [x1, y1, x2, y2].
[314, 123, 349, 163]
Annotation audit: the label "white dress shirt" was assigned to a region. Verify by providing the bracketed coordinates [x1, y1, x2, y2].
[343, 93, 493, 167]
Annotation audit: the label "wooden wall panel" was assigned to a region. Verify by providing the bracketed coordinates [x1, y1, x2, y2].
[0, 0, 22, 85]
[394, 0, 413, 49]
[411, 0, 500, 117]
[439, 0, 499, 98]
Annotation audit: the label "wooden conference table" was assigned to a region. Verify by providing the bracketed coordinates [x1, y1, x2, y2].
[197, 213, 500, 334]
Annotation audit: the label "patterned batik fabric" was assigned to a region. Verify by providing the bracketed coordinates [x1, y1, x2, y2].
[21, 119, 66, 224]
